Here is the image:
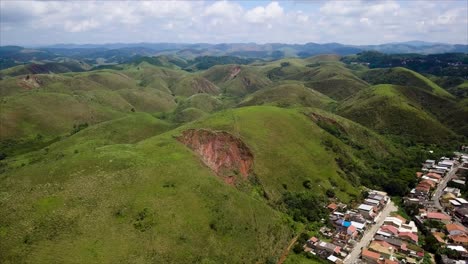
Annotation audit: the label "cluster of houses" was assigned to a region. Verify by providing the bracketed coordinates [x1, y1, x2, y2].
[405, 154, 468, 262]
[303, 191, 389, 263]
[361, 215, 423, 264]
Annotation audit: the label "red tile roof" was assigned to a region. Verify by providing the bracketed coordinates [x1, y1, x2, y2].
[362, 249, 380, 260]
[426, 212, 451, 220]
[450, 234, 468, 244]
[380, 225, 399, 235]
[426, 172, 442, 179]
[446, 223, 466, 233]
[399, 232, 419, 243]
[348, 225, 357, 233]
[309, 236, 318, 243]
[327, 203, 338, 210]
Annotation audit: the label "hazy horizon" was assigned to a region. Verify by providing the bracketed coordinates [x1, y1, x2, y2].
[1, 0, 467, 46]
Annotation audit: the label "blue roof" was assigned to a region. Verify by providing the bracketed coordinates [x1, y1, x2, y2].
[342, 221, 351, 227]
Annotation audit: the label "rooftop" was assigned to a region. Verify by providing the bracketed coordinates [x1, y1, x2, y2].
[358, 204, 374, 211]
[362, 249, 380, 260]
[426, 212, 451, 220]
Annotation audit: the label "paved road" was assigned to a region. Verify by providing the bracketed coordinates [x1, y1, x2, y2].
[344, 201, 397, 264]
[432, 164, 459, 210]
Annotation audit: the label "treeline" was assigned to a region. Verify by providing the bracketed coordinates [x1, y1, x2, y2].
[342, 51, 468, 78]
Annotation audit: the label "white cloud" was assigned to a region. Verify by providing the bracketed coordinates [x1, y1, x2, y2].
[245, 2, 284, 23]
[0, 0, 466, 45]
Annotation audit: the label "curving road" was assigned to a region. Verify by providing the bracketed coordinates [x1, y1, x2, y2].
[344, 200, 397, 264]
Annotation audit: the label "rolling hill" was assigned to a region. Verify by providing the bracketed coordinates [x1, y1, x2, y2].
[0, 52, 467, 263]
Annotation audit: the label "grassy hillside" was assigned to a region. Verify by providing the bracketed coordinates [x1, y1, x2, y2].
[1, 106, 376, 264]
[239, 83, 336, 110]
[202, 65, 272, 97]
[360, 67, 454, 99]
[337, 84, 459, 144]
[263, 60, 369, 101]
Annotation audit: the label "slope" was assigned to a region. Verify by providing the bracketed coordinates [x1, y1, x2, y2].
[202, 65, 272, 97]
[239, 83, 336, 110]
[263, 59, 369, 101]
[359, 67, 454, 99]
[337, 84, 459, 144]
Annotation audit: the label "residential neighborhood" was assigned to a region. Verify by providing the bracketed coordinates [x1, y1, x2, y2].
[301, 151, 468, 264]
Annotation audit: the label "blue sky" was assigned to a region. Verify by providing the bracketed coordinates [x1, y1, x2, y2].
[1, 0, 467, 46]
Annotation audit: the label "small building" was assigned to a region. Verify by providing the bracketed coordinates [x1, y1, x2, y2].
[328, 203, 338, 212]
[398, 232, 419, 244]
[369, 240, 394, 258]
[364, 198, 381, 208]
[358, 204, 375, 219]
[449, 234, 468, 246]
[361, 249, 381, 264]
[383, 217, 403, 228]
[446, 223, 466, 236]
[399, 221, 418, 234]
[316, 241, 341, 256]
[424, 212, 451, 223]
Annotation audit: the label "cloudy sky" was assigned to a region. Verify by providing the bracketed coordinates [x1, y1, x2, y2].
[1, 0, 467, 46]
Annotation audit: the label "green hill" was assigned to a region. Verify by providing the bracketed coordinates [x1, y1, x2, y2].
[239, 83, 336, 109]
[1, 106, 369, 263]
[171, 75, 220, 97]
[264, 60, 369, 100]
[337, 84, 458, 144]
[202, 65, 272, 96]
[360, 67, 454, 99]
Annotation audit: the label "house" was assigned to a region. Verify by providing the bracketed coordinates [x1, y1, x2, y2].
[422, 175, 439, 183]
[379, 225, 399, 236]
[426, 172, 442, 180]
[451, 179, 466, 186]
[328, 203, 338, 212]
[383, 217, 403, 228]
[424, 212, 451, 223]
[369, 240, 393, 258]
[326, 255, 343, 263]
[438, 160, 455, 169]
[454, 198, 468, 207]
[448, 199, 461, 209]
[446, 223, 466, 236]
[306, 237, 319, 248]
[398, 232, 419, 244]
[368, 192, 387, 205]
[419, 180, 436, 189]
[358, 204, 376, 219]
[362, 249, 381, 264]
[446, 245, 467, 256]
[364, 198, 381, 208]
[316, 241, 341, 255]
[454, 207, 468, 223]
[449, 234, 468, 246]
[424, 160, 436, 168]
[347, 225, 358, 237]
[415, 184, 430, 194]
[351, 221, 366, 231]
[399, 221, 418, 234]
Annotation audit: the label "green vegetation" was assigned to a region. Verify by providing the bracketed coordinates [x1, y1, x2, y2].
[0, 52, 466, 263]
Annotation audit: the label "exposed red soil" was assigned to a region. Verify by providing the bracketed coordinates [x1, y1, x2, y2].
[18, 74, 42, 90]
[228, 66, 241, 80]
[191, 77, 219, 95]
[177, 129, 254, 185]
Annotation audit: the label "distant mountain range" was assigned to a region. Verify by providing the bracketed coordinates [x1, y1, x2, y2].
[1, 41, 466, 69]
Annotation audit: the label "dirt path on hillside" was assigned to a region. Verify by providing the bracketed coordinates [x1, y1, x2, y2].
[277, 233, 301, 264]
